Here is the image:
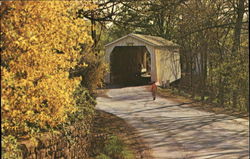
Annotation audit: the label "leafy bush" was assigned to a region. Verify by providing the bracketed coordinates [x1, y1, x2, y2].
[1, 0, 94, 137]
[1, 135, 22, 159]
[95, 135, 134, 159]
[70, 52, 108, 94]
[95, 153, 112, 159]
[69, 85, 96, 124]
[1, 1, 100, 158]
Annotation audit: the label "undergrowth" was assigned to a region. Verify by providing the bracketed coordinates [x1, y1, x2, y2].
[95, 135, 134, 159]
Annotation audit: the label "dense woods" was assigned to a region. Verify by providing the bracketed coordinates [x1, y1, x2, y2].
[84, 0, 249, 112]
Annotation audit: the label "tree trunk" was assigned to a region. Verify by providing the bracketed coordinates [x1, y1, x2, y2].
[202, 43, 208, 101]
[91, 12, 97, 48]
[231, 0, 245, 108]
[232, 0, 245, 53]
[219, 77, 225, 107]
[200, 44, 204, 101]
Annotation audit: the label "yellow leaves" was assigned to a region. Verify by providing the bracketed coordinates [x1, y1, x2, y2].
[1, 1, 95, 136]
[26, 110, 34, 116]
[79, 62, 89, 68]
[12, 110, 20, 117]
[3, 104, 10, 111]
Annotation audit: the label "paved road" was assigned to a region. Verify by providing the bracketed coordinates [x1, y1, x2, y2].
[96, 86, 249, 159]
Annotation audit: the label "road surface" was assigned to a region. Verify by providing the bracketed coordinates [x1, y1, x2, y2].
[96, 86, 249, 159]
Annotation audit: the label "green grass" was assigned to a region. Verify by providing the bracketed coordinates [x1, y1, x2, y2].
[95, 153, 112, 159]
[95, 135, 134, 159]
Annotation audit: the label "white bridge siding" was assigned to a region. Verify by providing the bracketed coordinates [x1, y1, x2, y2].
[105, 33, 181, 86]
[156, 47, 181, 85]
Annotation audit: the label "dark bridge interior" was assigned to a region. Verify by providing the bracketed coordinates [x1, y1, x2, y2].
[110, 46, 151, 86]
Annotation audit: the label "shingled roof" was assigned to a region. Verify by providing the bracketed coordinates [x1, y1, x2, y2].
[105, 33, 179, 47]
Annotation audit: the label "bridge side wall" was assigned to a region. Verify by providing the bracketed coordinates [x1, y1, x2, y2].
[155, 47, 181, 86]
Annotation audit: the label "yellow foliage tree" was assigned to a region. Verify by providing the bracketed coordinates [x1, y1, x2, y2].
[1, 1, 95, 136]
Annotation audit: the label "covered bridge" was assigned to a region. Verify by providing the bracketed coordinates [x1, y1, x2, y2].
[104, 33, 181, 86]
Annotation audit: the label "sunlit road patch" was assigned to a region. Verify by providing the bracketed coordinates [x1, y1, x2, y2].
[96, 86, 249, 159]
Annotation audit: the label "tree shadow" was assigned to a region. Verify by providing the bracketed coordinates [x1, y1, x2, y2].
[97, 87, 249, 158]
[105, 104, 249, 158]
[125, 113, 249, 158]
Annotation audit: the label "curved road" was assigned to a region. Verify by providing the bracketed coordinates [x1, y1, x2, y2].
[96, 86, 249, 159]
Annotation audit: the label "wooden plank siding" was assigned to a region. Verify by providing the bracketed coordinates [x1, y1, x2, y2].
[105, 34, 181, 86]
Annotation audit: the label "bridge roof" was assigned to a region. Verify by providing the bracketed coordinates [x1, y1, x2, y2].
[105, 33, 179, 47]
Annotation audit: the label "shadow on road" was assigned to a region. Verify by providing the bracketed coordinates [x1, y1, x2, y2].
[124, 111, 249, 158]
[97, 86, 249, 159]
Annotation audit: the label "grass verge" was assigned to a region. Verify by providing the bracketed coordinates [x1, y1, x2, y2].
[157, 87, 249, 120]
[89, 110, 151, 159]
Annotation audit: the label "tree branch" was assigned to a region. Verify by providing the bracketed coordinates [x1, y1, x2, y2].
[179, 21, 249, 38]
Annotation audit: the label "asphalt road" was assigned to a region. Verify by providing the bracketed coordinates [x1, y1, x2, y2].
[96, 85, 249, 159]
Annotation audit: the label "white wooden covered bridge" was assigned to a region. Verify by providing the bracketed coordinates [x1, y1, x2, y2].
[104, 33, 181, 86]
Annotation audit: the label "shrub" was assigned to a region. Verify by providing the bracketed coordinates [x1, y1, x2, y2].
[1, 1, 98, 158]
[95, 135, 134, 159]
[1, 135, 22, 159]
[95, 153, 112, 159]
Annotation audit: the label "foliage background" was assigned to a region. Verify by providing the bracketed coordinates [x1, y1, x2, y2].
[93, 0, 249, 112]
